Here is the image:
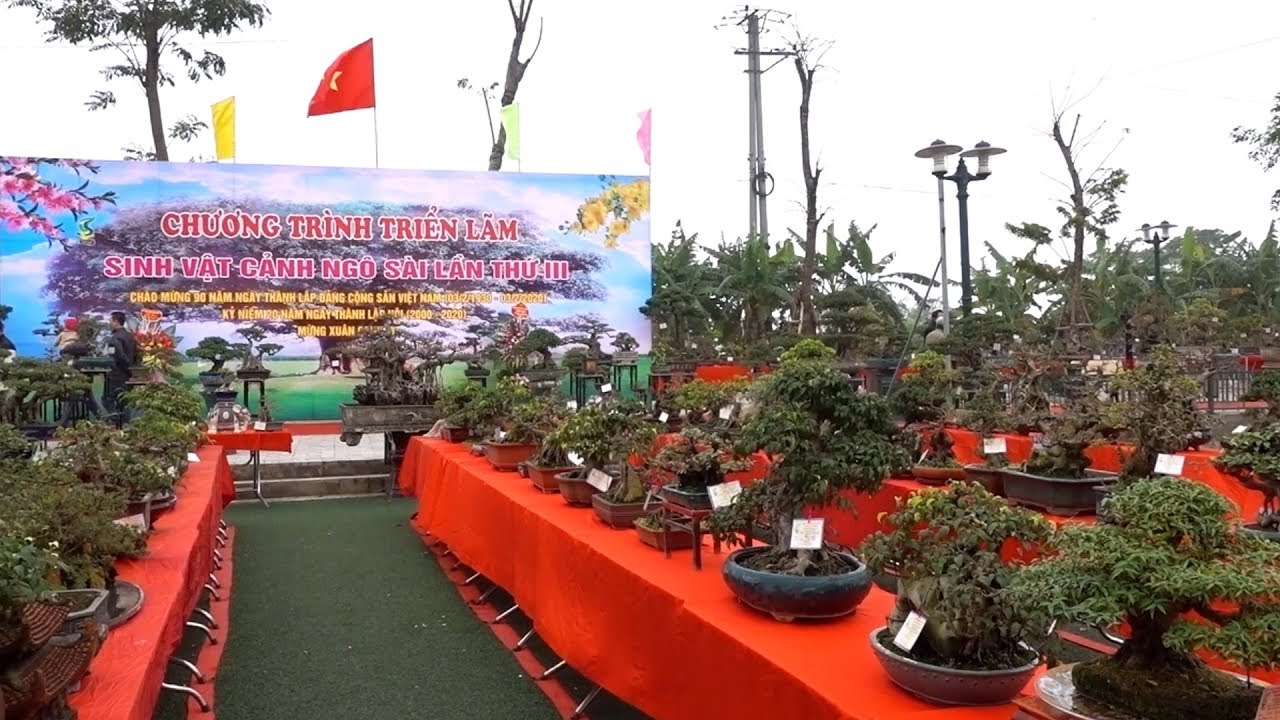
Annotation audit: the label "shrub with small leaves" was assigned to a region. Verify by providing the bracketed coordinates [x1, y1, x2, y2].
[0, 536, 64, 622]
[122, 382, 207, 425]
[1215, 421, 1280, 529]
[1103, 345, 1202, 478]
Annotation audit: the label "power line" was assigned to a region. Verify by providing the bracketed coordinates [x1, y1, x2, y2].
[1115, 34, 1280, 77]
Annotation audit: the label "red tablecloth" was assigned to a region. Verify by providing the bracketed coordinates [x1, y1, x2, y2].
[408, 438, 1033, 720]
[71, 445, 232, 720]
[205, 429, 294, 454]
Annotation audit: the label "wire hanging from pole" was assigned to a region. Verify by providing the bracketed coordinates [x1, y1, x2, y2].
[885, 256, 943, 395]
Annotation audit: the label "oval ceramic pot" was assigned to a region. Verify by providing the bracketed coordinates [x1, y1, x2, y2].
[962, 465, 1005, 496]
[591, 493, 649, 529]
[555, 470, 601, 506]
[913, 465, 967, 485]
[634, 519, 695, 551]
[484, 442, 540, 472]
[721, 546, 872, 622]
[869, 627, 1039, 706]
[872, 565, 900, 595]
[659, 483, 713, 510]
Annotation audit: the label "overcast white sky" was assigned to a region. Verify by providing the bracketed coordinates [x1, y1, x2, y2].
[3, 0, 1280, 282]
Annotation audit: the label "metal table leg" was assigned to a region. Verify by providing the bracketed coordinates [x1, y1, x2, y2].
[252, 450, 269, 507]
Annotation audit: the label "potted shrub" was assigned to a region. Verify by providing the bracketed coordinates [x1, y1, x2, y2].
[122, 382, 208, 426]
[1102, 345, 1203, 479]
[1012, 477, 1280, 720]
[233, 325, 282, 379]
[891, 350, 957, 424]
[484, 392, 549, 471]
[590, 416, 661, 528]
[49, 422, 175, 531]
[653, 428, 751, 509]
[1214, 421, 1280, 542]
[554, 399, 651, 507]
[0, 358, 91, 435]
[612, 331, 640, 366]
[959, 386, 1012, 495]
[185, 336, 245, 403]
[436, 383, 483, 442]
[526, 419, 577, 492]
[911, 423, 966, 485]
[707, 339, 911, 622]
[1002, 395, 1114, 516]
[661, 377, 750, 428]
[0, 422, 36, 461]
[860, 482, 1052, 705]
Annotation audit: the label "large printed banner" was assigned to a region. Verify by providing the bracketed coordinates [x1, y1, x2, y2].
[0, 157, 652, 420]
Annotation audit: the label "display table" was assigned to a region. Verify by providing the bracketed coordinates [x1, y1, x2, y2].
[206, 429, 294, 505]
[70, 445, 232, 720]
[408, 438, 1032, 720]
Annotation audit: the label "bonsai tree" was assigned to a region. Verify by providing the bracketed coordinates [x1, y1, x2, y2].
[0, 358, 91, 426]
[122, 383, 207, 425]
[613, 332, 639, 353]
[816, 292, 894, 360]
[1214, 422, 1280, 533]
[598, 407, 661, 506]
[497, 394, 561, 446]
[437, 382, 485, 430]
[1011, 477, 1280, 720]
[961, 385, 1011, 468]
[0, 457, 146, 588]
[650, 427, 751, 495]
[514, 327, 562, 370]
[0, 423, 35, 461]
[1243, 369, 1280, 421]
[917, 423, 960, 469]
[1021, 393, 1106, 479]
[709, 339, 911, 575]
[126, 412, 204, 472]
[49, 422, 174, 499]
[662, 378, 750, 424]
[891, 350, 958, 424]
[453, 377, 534, 439]
[1103, 344, 1203, 478]
[554, 398, 651, 474]
[186, 336, 246, 376]
[235, 325, 283, 373]
[861, 482, 1053, 671]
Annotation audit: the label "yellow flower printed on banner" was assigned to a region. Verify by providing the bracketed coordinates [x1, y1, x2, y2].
[565, 178, 650, 248]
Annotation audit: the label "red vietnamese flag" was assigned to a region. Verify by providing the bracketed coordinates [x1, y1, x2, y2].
[307, 39, 376, 117]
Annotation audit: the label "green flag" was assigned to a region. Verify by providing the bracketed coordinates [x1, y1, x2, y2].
[500, 103, 520, 161]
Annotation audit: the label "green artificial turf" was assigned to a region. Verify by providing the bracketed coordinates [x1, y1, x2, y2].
[209, 497, 560, 720]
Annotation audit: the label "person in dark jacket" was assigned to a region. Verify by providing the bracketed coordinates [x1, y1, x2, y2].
[103, 311, 138, 419]
[0, 322, 15, 356]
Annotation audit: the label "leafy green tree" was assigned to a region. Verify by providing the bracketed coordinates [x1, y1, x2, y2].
[1231, 92, 1280, 210]
[9, 0, 270, 160]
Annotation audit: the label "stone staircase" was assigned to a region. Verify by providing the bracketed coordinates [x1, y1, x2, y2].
[228, 433, 392, 501]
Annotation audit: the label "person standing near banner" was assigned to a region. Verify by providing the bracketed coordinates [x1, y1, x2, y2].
[104, 311, 138, 421]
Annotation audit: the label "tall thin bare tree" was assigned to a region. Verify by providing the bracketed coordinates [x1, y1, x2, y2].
[790, 31, 831, 334]
[488, 0, 544, 171]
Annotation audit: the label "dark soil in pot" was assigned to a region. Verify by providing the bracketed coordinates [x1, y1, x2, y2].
[721, 546, 872, 622]
[869, 627, 1038, 706]
[528, 464, 573, 493]
[555, 469, 602, 506]
[659, 483, 712, 510]
[1071, 657, 1262, 720]
[591, 494, 650, 528]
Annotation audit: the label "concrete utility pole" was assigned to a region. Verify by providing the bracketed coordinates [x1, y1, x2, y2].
[722, 6, 792, 244]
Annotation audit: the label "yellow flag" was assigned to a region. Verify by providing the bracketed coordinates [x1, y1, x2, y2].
[211, 97, 236, 160]
[500, 103, 520, 161]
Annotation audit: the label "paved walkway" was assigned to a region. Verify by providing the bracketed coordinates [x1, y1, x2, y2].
[242, 433, 387, 464]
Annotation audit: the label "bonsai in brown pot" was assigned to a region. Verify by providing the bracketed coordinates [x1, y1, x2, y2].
[911, 423, 966, 485]
[634, 511, 694, 551]
[555, 398, 656, 508]
[526, 424, 577, 493]
[436, 383, 485, 442]
[590, 410, 661, 528]
[653, 427, 751, 510]
[959, 387, 1012, 495]
[483, 390, 548, 472]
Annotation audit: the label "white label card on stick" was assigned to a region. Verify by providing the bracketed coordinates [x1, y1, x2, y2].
[1154, 453, 1185, 476]
[186, 452, 201, 463]
[567, 453, 583, 466]
[982, 437, 1007, 454]
[658, 411, 669, 423]
[586, 468, 614, 492]
[893, 611, 928, 652]
[566, 400, 578, 410]
[658, 322, 668, 329]
[1234, 425, 1249, 434]
[253, 421, 266, 431]
[114, 514, 148, 532]
[708, 481, 743, 509]
[601, 383, 613, 393]
[494, 429, 507, 441]
[718, 406, 733, 420]
[789, 518, 825, 550]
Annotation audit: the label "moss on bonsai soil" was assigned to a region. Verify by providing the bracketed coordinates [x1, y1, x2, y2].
[1072, 658, 1262, 720]
[738, 547, 858, 576]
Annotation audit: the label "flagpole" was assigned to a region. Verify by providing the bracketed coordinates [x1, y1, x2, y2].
[372, 106, 381, 168]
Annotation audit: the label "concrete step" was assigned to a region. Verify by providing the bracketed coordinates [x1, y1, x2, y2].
[229, 458, 388, 483]
[234, 473, 391, 500]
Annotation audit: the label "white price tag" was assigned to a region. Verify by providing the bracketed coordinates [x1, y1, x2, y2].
[601, 383, 613, 393]
[893, 611, 928, 651]
[567, 453, 583, 466]
[789, 518, 824, 550]
[992, 343, 1001, 352]
[253, 421, 266, 431]
[566, 400, 578, 410]
[982, 437, 1007, 454]
[726, 356, 734, 362]
[678, 409, 688, 418]
[708, 481, 743, 509]
[586, 468, 613, 492]
[494, 429, 507, 441]
[1154, 453, 1185, 476]
[186, 452, 201, 463]
[690, 343, 697, 349]
[1231, 348, 1239, 355]
[114, 514, 148, 532]
[1092, 354, 1101, 361]
[167, 465, 178, 477]
[658, 322, 668, 329]
[1233, 425, 1249, 434]
[718, 406, 733, 420]
[658, 411, 669, 423]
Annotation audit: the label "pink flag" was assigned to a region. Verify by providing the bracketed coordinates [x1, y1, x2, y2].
[636, 109, 652, 166]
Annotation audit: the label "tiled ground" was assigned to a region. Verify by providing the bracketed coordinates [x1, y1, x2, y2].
[240, 433, 387, 464]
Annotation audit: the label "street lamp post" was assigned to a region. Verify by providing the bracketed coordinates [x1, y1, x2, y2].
[1138, 221, 1177, 291]
[915, 140, 1006, 318]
